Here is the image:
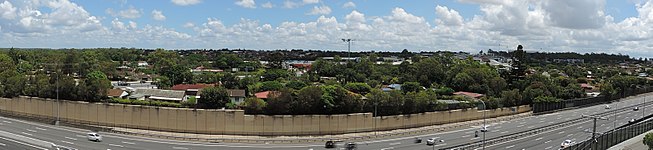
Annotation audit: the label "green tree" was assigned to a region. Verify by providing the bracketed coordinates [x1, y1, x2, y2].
[259, 81, 283, 92]
[286, 80, 307, 90]
[264, 88, 293, 115]
[242, 97, 266, 114]
[452, 72, 474, 91]
[501, 89, 522, 107]
[644, 132, 653, 150]
[344, 82, 372, 95]
[198, 86, 229, 109]
[401, 82, 421, 93]
[84, 71, 111, 102]
[262, 69, 289, 81]
[0, 53, 15, 72]
[2, 73, 26, 98]
[294, 86, 323, 114]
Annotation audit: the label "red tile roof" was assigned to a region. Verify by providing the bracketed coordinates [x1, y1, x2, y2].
[453, 91, 484, 98]
[171, 84, 214, 91]
[107, 89, 125, 97]
[255, 91, 280, 99]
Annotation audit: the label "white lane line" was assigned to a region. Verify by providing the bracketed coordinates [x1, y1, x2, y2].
[121, 141, 136, 145]
[2, 121, 11, 123]
[26, 129, 36, 133]
[21, 132, 32, 136]
[535, 137, 543, 141]
[501, 131, 509, 134]
[0, 143, 5, 146]
[567, 134, 573, 137]
[495, 126, 503, 129]
[172, 147, 189, 150]
[527, 126, 535, 128]
[0, 136, 47, 150]
[558, 131, 565, 134]
[35, 127, 46, 131]
[462, 135, 471, 138]
[60, 140, 74, 145]
[381, 147, 395, 150]
[109, 144, 124, 147]
[389, 142, 400, 146]
[577, 126, 584, 129]
[506, 145, 515, 149]
[545, 146, 553, 149]
[75, 135, 85, 138]
[64, 137, 77, 141]
[545, 140, 551, 143]
[517, 125, 524, 128]
[470, 137, 480, 140]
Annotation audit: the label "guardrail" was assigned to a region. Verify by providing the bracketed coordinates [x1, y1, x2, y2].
[440, 100, 653, 150]
[564, 110, 653, 149]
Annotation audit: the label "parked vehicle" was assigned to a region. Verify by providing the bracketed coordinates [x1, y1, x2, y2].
[87, 132, 102, 142]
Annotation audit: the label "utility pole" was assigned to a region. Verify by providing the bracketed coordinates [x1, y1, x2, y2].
[582, 114, 608, 140]
[374, 102, 378, 136]
[342, 39, 352, 62]
[56, 66, 60, 126]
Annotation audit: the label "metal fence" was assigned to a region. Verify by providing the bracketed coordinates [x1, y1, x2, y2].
[564, 116, 653, 150]
[534, 87, 653, 114]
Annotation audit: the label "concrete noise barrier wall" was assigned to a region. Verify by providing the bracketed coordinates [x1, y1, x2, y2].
[0, 97, 531, 136]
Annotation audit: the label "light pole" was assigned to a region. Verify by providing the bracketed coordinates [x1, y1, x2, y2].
[479, 100, 486, 150]
[55, 69, 60, 126]
[374, 102, 378, 136]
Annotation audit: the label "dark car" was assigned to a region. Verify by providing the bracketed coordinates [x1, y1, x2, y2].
[634, 107, 640, 111]
[345, 142, 357, 150]
[414, 138, 422, 143]
[325, 141, 335, 148]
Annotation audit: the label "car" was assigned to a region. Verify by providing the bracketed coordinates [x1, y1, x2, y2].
[480, 125, 488, 132]
[560, 140, 572, 148]
[324, 140, 335, 148]
[345, 142, 357, 150]
[634, 107, 639, 111]
[629, 119, 636, 123]
[605, 105, 611, 109]
[426, 138, 436, 145]
[87, 132, 102, 142]
[414, 137, 422, 143]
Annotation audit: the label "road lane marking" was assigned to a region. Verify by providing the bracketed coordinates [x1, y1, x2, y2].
[527, 126, 535, 128]
[470, 137, 479, 140]
[61, 140, 74, 145]
[501, 131, 508, 134]
[172, 147, 189, 150]
[109, 144, 124, 147]
[64, 137, 77, 141]
[2, 121, 11, 123]
[558, 131, 565, 134]
[495, 126, 502, 129]
[389, 142, 400, 146]
[567, 134, 573, 137]
[546, 146, 552, 149]
[26, 129, 36, 132]
[35, 127, 46, 131]
[577, 126, 583, 129]
[121, 141, 136, 145]
[462, 135, 471, 138]
[0, 143, 5, 146]
[535, 138, 543, 141]
[517, 125, 524, 128]
[506, 145, 515, 149]
[545, 140, 551, 143]
[381, 147, 395, 150]
[21, 132, 32, 136]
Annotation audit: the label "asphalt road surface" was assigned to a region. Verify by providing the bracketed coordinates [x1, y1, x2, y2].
[0, 94, 649, 150]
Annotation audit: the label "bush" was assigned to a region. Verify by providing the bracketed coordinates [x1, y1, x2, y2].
[645, 132, 653, 149]
[534, 96, 560, 103]
[181, 96, 197, 108]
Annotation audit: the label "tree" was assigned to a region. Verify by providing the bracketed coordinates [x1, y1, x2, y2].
[452, 72, 474, 91]
[264, 88, 293, 115]
[294, 86, 323, 114]
[0, 53, 15, 72]
[2, 73, 26, 98]
[344, 82, 372, 95]
[259, 81, 283, 92]
[155, 76, 172, 89]
[286, 80, 307, 90]
[198, 86, 229, 109]
[645, 132, 653, 150]
[488, 77, 507, 96]
[261, 69, 289, 81]
[501, 89, 522, 107]
[84, 71, 111, 102]
[401, 82, 421, 93]
[242, 97, 266, 114]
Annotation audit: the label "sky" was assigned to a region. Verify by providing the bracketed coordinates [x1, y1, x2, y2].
[1, 0, 653, 57]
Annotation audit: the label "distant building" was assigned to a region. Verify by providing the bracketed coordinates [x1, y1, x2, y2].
[171, 83, 215, 98]
[255, 91, 280, 100]
[453, 91, 485, 99]
[227, 89, 246, 104]
[107, 89, 128, 99]
[129, 89, 186, 103]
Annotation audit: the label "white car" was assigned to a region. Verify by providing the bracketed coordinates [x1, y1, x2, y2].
[426, 138, 436, 145]
[560, 140, 572, 148]
[480, 125, 488, 132]
[605, 105, 611, 109]
[87, 132, 102, 142]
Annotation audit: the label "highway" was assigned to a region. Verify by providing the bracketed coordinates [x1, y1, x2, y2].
[0, 94, 649, 150]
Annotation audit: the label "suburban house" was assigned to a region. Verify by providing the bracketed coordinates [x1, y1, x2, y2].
[128, 89, 186, 103]
[227, 89, 246, 104]
[171, 83, 215, 98]
[255, 91, 280, 100]
[106, 89, 128, 99]
[453, 91, 485, 99]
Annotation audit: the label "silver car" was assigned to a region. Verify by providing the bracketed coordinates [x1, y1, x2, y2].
[87, 132, 102, 142]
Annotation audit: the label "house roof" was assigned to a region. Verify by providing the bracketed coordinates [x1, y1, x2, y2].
[171, 84, 214, 91]
[133, 89, 185, 101]
[227, 89, 246, 97]
[580, 83, 594, 89]
[255, 91, 280, 99]
[107, 89, 126, 97]
[453, 91, 484, 98]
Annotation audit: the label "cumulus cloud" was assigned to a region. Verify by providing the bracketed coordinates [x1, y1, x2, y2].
[183, 22, 195, 28]
[262, 1, 273, 8]
[151, 10, 166, 21]
[307, 6, 331, 15]
[283, 1, 300, 8]
[171, 0, 202, 6]
[235, 0, 256, 9]
[0, 1, 17, 20]
[435, 5, 463, 26]
[542, 0, 608, 29]
[343, 1, 356, 9]
[106, 6, 142, 19]
[303, 0, 319, 4]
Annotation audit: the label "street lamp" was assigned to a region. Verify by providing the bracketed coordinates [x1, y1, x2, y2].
[341, 39, 352, 61]
[374, 102, 378, 136]
[479, 100, 487, 150]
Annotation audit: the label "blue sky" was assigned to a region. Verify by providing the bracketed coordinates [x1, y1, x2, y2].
[2, 0, 653, 57]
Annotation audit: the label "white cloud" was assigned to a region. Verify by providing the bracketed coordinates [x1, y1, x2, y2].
[171, 0, 202, 6]
[262, 1, 274, 8]
[0, 1, 17, 20]
[235, 0, 256, 9]
[283, 1, 299, 8]
[183, 22, 195, 28]
[129, 21, 137, 29]
[307, 5, 331, 15]
[342, 1, 356, 9]
[542, 0, 607, 29]
[106, 6, 142, 19]
[151, 10, 166, 21]
[303, 0, 319, 4]
[435, 5, 463, 26]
